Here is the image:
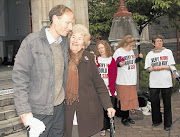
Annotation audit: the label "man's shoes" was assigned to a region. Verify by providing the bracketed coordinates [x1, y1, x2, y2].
[152, 121, 162, 127]
[164, 126, 170, 131]
[121, 119, 130, 127]
[127, 117, 135, 124]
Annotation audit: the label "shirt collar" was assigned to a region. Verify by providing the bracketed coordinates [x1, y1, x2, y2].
[45, 28, 62, 44]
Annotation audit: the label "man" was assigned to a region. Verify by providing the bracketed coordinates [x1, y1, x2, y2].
[12, 5, 74, 136]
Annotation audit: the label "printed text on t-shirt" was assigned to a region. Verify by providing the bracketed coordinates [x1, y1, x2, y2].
[123, 55, 136, 70]
[99, 63, 109, 79]
[151, 56, 168, 67]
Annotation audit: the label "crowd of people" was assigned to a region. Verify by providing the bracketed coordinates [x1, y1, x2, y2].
[12, 4, 176, 137]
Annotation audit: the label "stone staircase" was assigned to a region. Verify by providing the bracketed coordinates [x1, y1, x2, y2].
[0, 66, 13, 91]
[0, 66, 24, 136]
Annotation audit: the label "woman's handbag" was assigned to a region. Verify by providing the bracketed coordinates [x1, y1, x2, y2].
[129, 109, 143, 120]
[137, 90, 149, 107]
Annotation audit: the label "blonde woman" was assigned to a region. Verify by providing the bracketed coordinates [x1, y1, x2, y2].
[113, 35, 143, 127]
[64, 24, 116, 137]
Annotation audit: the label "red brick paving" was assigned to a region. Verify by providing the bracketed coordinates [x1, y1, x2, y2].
[104, 91, 180, 137]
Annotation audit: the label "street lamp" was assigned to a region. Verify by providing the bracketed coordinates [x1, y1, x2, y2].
[108, 0, 141, 90]
[108, 0, 140, 50]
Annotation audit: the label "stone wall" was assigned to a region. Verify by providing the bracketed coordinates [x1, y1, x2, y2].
[31, 0, 89, 32]
[140, 42, 178, 62]
[148, 16, 177, 40]
[140, 16, 179, 63]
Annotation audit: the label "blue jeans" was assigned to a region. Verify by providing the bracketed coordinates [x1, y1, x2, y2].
[149, 88, 172, 127]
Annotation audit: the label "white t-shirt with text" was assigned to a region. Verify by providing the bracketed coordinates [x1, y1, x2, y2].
[113, 48, 137, 85]
[144, 49, 175, 88]
[98, 57, 117, 96]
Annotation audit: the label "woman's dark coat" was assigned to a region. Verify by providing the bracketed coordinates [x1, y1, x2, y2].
[64, 50, 113, 137]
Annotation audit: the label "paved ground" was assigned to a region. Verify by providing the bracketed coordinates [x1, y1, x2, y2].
[1, 65, 179, 137]
[4, 91, 180, 137]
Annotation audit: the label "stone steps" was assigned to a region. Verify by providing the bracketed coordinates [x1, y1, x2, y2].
[0, 105, 17, 121]
[0, 117, 24, 136]
[0, 93, 24, 136]
[0, 66, 25, 136]
[0, 94, 14, 107]
[0, 79, 13, 91]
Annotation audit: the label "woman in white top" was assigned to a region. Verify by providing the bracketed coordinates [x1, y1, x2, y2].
[95, 40, 117, 136]
[113, 35, 143, 127]
[144, 35, 175, 131]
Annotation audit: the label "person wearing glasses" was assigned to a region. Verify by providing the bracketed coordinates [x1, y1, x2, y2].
[144, 35, 175, 131]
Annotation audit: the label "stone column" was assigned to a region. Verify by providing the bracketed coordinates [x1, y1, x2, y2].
[31, 0, 42, 32]
[55, 0, 89, 28]
[140, 25, 149, 42]
[74, 0, 89, 28]
[0, 0, 5, 36]
[0, 42, 4, 62]
[31, 0, 89, 32]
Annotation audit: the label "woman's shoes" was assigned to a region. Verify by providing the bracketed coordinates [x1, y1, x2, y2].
[127, 117, 135, 124]
[164, 126, 170, 131]
[100, 130, 105, 136]
[100, 128, 116, 136]
[152, 121, 162, 127]
[121, 117, 135, 127]
[121, 119, 130, 127]
[107, 129, 115, 133]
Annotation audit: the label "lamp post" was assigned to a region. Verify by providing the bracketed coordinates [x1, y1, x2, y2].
[108, 0, 140, 50]
[108, 0, 141, 90]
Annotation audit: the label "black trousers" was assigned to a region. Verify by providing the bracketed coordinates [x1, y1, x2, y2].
[121, 110, 129, 120]
[102, 96, 116, 130]
[27, 102, 65, 137]
[149, 88, 172, 127]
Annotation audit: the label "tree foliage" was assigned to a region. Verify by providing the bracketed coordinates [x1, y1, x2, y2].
[88, 0, 119, 38]
[88, 0, 180, 38]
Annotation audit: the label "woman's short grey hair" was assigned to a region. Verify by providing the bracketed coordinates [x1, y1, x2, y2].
[69, 24, 91, 49]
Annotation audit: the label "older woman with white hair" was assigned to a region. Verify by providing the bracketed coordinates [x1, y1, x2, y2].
[64, 24, 116, 137]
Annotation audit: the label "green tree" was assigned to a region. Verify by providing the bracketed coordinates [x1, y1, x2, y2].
[127, 0, 180, 34]
[88, 0, 119, 38]
[88, 0, 180, 37]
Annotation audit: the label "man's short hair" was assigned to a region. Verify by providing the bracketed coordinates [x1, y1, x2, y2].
[49, 5, 73, 24]
[152, 35, 163, 44]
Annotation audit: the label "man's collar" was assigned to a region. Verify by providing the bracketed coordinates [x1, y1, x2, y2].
[45, 28, 62, 44]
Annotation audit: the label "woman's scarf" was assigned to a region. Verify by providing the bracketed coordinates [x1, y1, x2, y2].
[152, 47, 166, 53]
[65, 49, 83, 105]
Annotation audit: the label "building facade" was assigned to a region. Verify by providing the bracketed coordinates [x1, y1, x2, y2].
[140, 16, 179, 63]
[0, 0, 89, 65]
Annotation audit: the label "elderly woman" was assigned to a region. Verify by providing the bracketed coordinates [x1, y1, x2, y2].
[64, 24, 116, 137]
[145, 35, 175, 131]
